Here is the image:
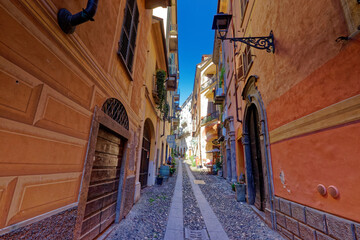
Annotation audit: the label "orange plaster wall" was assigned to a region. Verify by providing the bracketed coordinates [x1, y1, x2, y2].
[0, 0, 152, 229]
[267, 37, 360, 131]
[271, 121, 360, 222]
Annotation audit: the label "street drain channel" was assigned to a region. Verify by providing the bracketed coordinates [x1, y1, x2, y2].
[184, 228, 209, 240]
[194, 180, 205, 184]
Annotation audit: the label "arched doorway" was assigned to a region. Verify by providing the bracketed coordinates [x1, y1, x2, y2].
[75, 98, 130, 240]
[140, 123, 151, 188]
[241, 76, 275, 228]
[246, 104, 265, 211]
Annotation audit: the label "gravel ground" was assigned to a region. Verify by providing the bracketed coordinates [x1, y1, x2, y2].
[182, 161, 206, 230]
[107, 170, 177, 240]
[189, 163, 283, 240]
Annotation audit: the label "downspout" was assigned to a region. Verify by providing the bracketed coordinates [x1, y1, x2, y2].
[230, 3, 242, 124]
[58, 0, 99, 34]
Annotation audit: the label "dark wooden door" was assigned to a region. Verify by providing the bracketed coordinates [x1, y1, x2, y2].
[248, 105, 265, 211]
[140, 131, 150, 188]
[80, 126, 124, 239]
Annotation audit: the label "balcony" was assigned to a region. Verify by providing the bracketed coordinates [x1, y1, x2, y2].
[172, 117, 180, 127]
[166, 74, 177, 91]
[214, 87, 225, 105]
[145, 0, 171, 9]
[200, 76, 217, 92]
[201, 111, 219, 125]
[174, 93, 180, 102]
[169, 29, 178, 52]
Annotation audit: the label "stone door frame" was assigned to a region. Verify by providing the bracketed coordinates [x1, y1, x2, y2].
[73, 106, 130, 239]
[241, 75, 276, 229]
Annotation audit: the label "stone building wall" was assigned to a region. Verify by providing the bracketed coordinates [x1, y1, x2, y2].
[275, 197, 360, 240]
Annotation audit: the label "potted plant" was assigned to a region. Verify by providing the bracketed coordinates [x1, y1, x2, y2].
[216, 161, 223, 177]
[156, 175, 163, 185]
[170, 167, 176, 176]
[235, 173, 246, 202]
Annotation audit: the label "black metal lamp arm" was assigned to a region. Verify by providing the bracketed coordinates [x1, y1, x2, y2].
[58, 0, 99, 34]
[219, 31, 275, 53]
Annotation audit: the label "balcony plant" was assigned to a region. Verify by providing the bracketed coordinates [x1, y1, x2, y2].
[156, 69, 168, 116]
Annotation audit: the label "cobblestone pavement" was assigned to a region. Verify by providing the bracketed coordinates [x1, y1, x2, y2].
[190, 162, 283, 240]
[106, 158, 282, 240]
[106, 171, 177, 240]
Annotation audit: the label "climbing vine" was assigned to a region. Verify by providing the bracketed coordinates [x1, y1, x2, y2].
[156, 69, 168, 117]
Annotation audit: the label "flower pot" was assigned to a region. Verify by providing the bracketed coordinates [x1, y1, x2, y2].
[217, 170, 223, 177]
[156, 177, 163, 185]
[235, 184, 246, 202]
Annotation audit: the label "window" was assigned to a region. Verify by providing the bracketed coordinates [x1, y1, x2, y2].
[118, 0, 139, 73]
[240, 0, 249, 18]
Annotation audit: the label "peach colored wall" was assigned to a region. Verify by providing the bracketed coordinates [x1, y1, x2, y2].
[0, 0, 153, 229]
[222, 0, 360, 222]
[267, 37, 360, 131]
[271, 121, 360, 222]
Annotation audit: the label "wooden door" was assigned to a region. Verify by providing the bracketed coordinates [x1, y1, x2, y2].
[139, 133, 150, 188]
[248, 106, 265, 211]
[80, 126, 124, 239]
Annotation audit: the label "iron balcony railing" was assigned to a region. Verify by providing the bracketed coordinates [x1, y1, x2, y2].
[200, 76, 217, 91]
[214, 86, 225, 105]
[201, 111, 219, 125]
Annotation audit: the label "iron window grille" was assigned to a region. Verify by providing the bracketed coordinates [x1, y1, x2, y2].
[102, 98, 129, 130]
[118, 0, 139, 73]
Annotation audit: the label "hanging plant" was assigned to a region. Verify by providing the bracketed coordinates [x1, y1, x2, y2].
[219, 67, 225, 87]
[156, 69, 167, 115]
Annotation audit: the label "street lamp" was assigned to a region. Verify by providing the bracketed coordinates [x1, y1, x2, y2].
[212, 13, 275, 53]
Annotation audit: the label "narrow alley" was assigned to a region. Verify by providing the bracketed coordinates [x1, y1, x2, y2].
[106, 158, 282, 240]
[1, 0, 359, 239]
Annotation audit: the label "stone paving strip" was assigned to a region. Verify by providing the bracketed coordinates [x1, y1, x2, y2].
[184, 163, 229, 240]
[164, 158, 184, 240]
[190, 164, 283, 240]
[106, 163, 177, 240]
[182, 160, 206, 231]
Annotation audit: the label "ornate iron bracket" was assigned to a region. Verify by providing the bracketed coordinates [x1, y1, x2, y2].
[219, 31, 275, 53]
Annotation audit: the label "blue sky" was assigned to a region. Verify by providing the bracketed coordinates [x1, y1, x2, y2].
[178, 0, 217, 105]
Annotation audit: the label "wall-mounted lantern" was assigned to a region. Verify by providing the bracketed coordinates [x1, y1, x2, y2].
[58, 0, 98, 34]
[212, 13, 275, 53]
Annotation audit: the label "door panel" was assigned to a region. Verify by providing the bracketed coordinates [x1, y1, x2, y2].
[248, 106, 265, 211]
[80, 126, 124, 240]
[139, 135, 150, 188]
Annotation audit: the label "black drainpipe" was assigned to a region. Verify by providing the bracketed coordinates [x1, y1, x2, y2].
[58, 0, 99, 34]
